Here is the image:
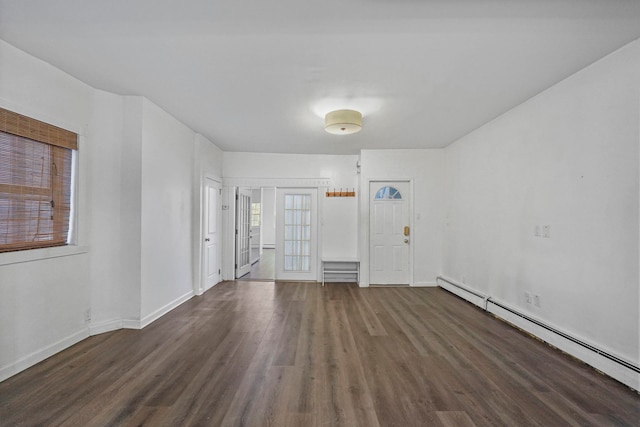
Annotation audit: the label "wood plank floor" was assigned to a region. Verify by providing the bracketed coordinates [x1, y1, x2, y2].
[1, 282, 638, 426]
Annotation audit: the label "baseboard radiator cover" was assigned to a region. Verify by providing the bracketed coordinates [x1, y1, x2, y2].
[436, 275, 640, 391]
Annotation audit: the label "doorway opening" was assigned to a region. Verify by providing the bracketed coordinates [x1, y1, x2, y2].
[236, 187, 276, 281]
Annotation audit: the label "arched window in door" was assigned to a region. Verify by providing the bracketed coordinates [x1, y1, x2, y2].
[374, 186, 402, 200]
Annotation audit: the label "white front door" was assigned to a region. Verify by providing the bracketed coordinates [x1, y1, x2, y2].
[235, 187, 252, 278]
[369, 181, 410, 285]
[275, 188, 318, 281]
[203, 178, 222, 291]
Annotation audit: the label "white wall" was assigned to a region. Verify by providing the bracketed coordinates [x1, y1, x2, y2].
[359, 149, 445, 286]
[87, 90, 128, 329]
[442, 40, 639, 387]
[140, 99, 196, 322]
[0, 39, 225, 380]
[118, 97, 145, 324]
[0, 39, 93, 380]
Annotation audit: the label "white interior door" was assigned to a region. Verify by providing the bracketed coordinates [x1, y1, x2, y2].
[369, 181, 410, 285]
[276, 188, 318, 281]
[203, 178, 222, 291]
[235, 187, 252, 278]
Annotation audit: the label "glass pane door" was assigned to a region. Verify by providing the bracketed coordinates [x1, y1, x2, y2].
[283, 194, 311, 271]
[276, 188, 318, 281]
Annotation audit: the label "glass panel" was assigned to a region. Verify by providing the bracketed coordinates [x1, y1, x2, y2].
[250, 202, 260, 227]
[375, 186, 403, 200]
[283, 193, 312, 272]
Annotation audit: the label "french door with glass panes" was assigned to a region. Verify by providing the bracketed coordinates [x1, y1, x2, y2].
[275, 188, 318, 281]
[235, 187, 252, 278]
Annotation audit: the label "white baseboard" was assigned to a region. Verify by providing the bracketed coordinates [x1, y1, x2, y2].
[412, 281, 437, 287]
[438, 278, 487, 308]
[89, 319, 123, 335]
[122, 319, 142, 329]
[0, 328, 89, 383]
[489, 302, 639, 391]
[437, 275, 639, 391]
[0, 292, 197, 383]
[139, 291, 194, 329]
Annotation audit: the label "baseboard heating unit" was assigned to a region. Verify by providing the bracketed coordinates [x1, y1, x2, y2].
[436, 275, 639, 391]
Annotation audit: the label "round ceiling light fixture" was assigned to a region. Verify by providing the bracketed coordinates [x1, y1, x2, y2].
[324, 109, 362, 135]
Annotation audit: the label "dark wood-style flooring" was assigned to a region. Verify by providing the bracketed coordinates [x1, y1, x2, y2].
[1, 282, 638, 426]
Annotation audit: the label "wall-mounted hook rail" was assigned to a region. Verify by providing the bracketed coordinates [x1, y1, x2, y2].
[326, 188, 356, 197]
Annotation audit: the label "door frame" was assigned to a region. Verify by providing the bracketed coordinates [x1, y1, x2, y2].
[196, 174, 222, 296]
[361, 178, 414, 287]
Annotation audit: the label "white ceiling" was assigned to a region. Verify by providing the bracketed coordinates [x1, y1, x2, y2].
[1, 0, 639, 154]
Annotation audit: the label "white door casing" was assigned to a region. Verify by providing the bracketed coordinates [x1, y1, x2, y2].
[203, 177, 222, 291]
[276, 188, 318, 281]
[369, 181, 410, 285]
[235, 187, 252, 278]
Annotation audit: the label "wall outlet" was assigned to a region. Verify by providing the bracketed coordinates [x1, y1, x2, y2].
[525, 292, 531, 304]
[533, 294, 540, 307]
[84, 308, 91, 323]
[534, 225, 541, 237]
[542, 225, 550, 238]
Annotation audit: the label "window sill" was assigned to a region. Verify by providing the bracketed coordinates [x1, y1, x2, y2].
[0, 245, 89, 266]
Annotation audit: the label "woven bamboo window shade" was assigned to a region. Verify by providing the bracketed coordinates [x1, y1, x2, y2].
[0, 107, 77, 252]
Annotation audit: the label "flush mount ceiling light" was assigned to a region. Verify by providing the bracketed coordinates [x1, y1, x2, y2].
[324, 109, 362, 135]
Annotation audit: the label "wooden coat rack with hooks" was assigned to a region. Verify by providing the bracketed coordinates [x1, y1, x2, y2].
[326, 188, 356, 197]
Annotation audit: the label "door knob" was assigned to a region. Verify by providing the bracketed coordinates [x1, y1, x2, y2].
[205, 238, 210, 242]
[404, 239, 409, 244]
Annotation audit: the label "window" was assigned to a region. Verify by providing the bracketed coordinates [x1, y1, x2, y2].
[375, 186, 402, 200]
[250, 202, 261, 227]
[0, 108, 77, 253]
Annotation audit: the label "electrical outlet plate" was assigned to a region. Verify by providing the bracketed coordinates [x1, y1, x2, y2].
[534, 225, 541, 237]
[525, 292, 531, 304]
[533, 295, 540, 307]
[542, 225, 550, 238]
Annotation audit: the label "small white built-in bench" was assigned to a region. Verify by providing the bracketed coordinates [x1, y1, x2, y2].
[321, 258, 360, 286]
